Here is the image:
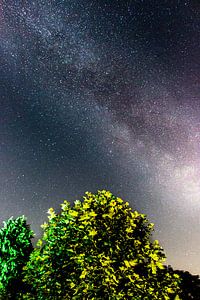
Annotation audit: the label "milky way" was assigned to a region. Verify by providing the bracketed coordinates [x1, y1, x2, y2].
[1, 1, 200, 274]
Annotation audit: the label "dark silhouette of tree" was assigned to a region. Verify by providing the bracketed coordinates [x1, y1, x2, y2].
[166, 265, 200, 300]
[159, 265, 200, 300]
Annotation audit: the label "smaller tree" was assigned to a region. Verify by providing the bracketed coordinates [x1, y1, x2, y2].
[0, 215, 34, 299]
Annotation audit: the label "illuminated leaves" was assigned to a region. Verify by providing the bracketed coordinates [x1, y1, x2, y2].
[47, 208, 56, 220]
[0, 216, 34, 298]
[40, 222, 48, 230]
[68, 210, 79, 218]
[82, 202, 90, 210]
[36, 239, 43, 248]
[151, 261, 157, 274]
[60, 200, 71, 211]
[123, 259, 138, 268]
[80, 269, 87, 279]
[20, 190, 181, 299]
[125, 226, 133, 233]
[88, 229, 97, 237]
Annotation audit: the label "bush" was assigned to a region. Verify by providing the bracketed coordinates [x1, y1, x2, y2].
[21, 190, 181, 299]
[0, 215, 34, 299]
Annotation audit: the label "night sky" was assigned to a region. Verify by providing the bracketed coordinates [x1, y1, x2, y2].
[1, 1, 200, 274]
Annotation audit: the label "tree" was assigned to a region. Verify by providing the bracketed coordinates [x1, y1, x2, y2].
[0, 215, 34, 299]
[165, 266, 200, 300]
[21, 190, 181, 299]
[177, 270, 200, 300]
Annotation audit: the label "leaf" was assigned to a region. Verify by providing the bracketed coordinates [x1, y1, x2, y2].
[124, 260, 130, 268]
[151, 262, 157, 274]
[69, 210, 79, 217]
[126, 227, 133, 234]
[89, 211, 97, 217]
[129, 260, 137, 267]
[80, 269, 87, 279]
[83, 203, 90, 210]
[156, 261, 164, 269]
[167, 287, 174, 294]
[88, 229, 97, 237]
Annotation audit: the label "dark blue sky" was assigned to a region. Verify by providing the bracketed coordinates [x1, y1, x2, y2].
[1, 0, 200, 274]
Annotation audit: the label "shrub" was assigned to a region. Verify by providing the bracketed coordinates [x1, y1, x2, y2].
[0, 215, 34, 299]
[21, 190, 181, 299]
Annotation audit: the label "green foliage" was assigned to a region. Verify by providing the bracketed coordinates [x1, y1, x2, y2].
[21, 190, 181, 299]
[0, 215, 34, 299]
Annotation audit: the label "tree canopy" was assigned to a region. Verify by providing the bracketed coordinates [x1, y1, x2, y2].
[19, 190, 181, 299]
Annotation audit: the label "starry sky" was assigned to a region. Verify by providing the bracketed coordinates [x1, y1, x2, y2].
[1, 0, 200, 274]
